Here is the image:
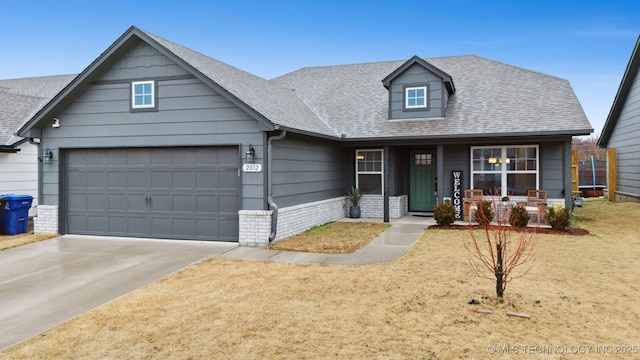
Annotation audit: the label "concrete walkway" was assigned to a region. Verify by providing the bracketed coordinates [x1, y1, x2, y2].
[219, 215, 432, 264]
[0, 215, 433, 351]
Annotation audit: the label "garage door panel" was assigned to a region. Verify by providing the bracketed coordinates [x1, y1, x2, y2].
[219, 194, 239, 213]
[219, 219, 240, 239]
[151, 171, 172, 189]
[87, 193, 106, 210]
[172, 195, 194, 213]
[108, 171, 127, 188]
[173, 171, 195, 189]
[196, 195, 217, 213]
[66, 146, 240, 241]
[88, 171, 107, 188]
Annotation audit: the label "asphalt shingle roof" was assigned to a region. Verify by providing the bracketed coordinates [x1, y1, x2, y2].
[143, 30, 337, 137]
[272, 55, 592, 139]
[0, 75, 75, 146]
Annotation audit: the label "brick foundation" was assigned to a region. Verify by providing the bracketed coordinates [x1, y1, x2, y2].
[34, 205, 58, 234]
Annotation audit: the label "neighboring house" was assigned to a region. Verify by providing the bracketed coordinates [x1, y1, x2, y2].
[0, 75, 75, 216]
[598, 35, 640, 202]
[18, 26, 592, 246]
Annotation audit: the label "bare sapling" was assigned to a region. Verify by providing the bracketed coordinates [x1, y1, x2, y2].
[464, 191, 537, 298]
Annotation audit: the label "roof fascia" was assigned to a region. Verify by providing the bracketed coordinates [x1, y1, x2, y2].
[339, 128, 593, 143]
[598, 35, 640, 148]
[382, 55, 455, 94]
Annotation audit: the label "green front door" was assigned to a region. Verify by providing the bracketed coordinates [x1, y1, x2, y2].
[410, 151, 436, 212]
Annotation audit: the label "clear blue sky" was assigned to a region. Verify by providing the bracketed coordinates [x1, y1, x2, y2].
[2, 0, 639, 137]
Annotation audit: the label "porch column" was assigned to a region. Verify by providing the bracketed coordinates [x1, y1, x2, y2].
[384, 145, 389, 222]
[437, 144, 444, 204]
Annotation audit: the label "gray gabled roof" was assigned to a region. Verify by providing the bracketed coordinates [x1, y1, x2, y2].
[273, 55, 592, 140]
[17, 27, 592, 142]
[0, 75, 75, 146]
[18, 27, 336, 139]
[142, 30, 336, 137]
[598, 35, 640, 148]
[382, 55, 455, 94]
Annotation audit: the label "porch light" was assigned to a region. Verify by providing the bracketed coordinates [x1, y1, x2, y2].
[245, 144, 255, 163]
[43, 148, 54, 163]
[52, 117, 60, 128]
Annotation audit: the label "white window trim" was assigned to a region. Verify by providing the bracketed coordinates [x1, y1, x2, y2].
[132, 80, 155, 109]
[470, 145, 539, 197]
[405, 86, 428, 109]
[355, 149, 384, 195]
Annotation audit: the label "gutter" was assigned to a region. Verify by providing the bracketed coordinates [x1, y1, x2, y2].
[267, 130, 287, 243]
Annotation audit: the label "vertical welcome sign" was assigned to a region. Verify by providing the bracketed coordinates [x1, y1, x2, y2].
[452, 171, 463, 219]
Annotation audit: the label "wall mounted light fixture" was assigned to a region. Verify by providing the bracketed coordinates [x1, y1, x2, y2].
[43, 148, 54, 163]
[52, 118, 60, 128]
[245, 144, 255, 163]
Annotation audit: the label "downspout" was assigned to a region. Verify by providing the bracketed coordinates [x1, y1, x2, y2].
[267, 130, 287, 243]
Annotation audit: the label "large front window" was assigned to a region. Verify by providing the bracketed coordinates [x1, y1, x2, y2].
[356, 149, 383, 194]
[471, 145, 538, 196]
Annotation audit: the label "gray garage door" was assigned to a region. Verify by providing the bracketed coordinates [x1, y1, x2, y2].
[66, 147, 240, 241]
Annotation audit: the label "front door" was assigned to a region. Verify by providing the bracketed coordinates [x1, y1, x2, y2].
[410, 151, 436, 212]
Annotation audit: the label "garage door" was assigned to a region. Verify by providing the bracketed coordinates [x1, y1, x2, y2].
[66, 147, 240, 241]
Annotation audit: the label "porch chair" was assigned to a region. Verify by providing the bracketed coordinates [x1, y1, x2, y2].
[463, 189, 484, 222]
[518, 190, 548, 225]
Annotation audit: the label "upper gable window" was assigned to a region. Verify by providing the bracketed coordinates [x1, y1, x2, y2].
[405, 86, 428, 109]
[131, 80, 156, 110]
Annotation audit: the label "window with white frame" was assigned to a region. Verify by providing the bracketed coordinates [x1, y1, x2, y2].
[405, 86, 427, 109]
[471, 145, 538, 196]
[356, 149, 383, 194]
[132, 80, 155, 109]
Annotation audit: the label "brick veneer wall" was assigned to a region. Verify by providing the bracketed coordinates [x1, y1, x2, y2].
[34, 205, 58, 234]
[275, 197, 346, 242]
[359, 195, 408, 218]
[238, 210, 273, 247]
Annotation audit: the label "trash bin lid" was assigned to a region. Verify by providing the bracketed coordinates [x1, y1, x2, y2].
[4, 194, 33, 201]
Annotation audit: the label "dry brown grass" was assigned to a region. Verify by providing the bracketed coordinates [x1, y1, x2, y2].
[269, 221, 390, 253]
[0, 232, 58, 251]
[3, 199, 640, 359]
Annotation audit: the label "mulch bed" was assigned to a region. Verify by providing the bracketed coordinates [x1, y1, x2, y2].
[427, 224, 590, 236]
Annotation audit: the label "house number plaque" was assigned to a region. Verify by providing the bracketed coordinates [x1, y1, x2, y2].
[242, 164, 263, 172]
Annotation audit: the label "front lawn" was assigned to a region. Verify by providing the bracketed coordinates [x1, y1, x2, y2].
[2, 199, 639, 359]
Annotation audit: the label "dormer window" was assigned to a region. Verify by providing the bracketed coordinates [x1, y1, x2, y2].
[131, 80, 156, 110]
[405, 86, 428, 109]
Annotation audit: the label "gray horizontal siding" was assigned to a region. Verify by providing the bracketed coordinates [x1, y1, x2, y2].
[41, 77, 265, 210]
[389, 63, 444, 120]
[540, 142, 564, 198]
[271, 134, 343, 207]
[442, 144, 470, 198]
[608, 69, 640, 196]
[101, 41, 191, 80]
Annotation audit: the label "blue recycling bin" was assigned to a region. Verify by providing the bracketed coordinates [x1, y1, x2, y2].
[0, 196, 5, 234]
[2, 194, 33, 235]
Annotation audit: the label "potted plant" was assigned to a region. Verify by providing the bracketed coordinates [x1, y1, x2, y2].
[347, 187, 362, 218]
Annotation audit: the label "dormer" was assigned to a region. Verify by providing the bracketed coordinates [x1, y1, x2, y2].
[382, 55, 455, 120]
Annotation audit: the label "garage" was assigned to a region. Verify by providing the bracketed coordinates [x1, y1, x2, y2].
[65, 146, 240, 241]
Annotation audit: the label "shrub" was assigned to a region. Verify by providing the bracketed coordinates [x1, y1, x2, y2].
[547, 206, 571, 230]
[474, 200, 494, 225]
[434, 202, 456, 226]
[509, 205, 530, 228]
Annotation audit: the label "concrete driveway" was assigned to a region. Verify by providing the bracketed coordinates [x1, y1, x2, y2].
[0, 235, 237, 350]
